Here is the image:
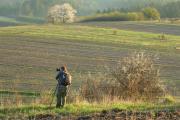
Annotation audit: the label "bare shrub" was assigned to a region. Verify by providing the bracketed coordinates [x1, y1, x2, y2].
[80, 52, 165, 102]
[111, 52, 165, 101]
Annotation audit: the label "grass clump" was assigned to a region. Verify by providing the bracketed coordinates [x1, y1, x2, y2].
[0, 90, 40, 97]
[159, 33, 167, 41]
[163, 95, 176, 104]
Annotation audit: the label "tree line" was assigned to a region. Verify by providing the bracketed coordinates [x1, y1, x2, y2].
[81, 7, 160, 22]
[0, 0, 179, 18]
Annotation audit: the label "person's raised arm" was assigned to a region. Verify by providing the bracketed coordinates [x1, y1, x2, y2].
[56, 71, 60, 80]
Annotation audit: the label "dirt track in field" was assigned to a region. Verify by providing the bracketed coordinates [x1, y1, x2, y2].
[78, 22, 180, 36]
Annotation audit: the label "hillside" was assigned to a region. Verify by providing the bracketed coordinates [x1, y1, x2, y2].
[0, 1, 180, 119]
[0, 24, 180, 119]
[0, 16, 23, 26]
[0, 25, 179, 94]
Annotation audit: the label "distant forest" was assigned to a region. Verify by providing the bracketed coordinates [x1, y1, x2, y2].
[0, 0, 180, 18]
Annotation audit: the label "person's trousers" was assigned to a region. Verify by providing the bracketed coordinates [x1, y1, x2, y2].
[56, 85, 67, 108]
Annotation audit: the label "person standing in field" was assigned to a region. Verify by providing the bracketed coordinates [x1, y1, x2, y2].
[56, 66, 72, 108]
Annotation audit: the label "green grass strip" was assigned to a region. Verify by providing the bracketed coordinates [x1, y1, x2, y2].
[0, 25, 179, 53]
[0, 90, 40, 97]
[0, 102, 179, 118]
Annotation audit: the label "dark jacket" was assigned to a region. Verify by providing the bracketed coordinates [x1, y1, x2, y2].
[56, 71, 66, 86]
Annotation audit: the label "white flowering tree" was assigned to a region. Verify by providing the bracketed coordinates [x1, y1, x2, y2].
[47, 3, 77, 24]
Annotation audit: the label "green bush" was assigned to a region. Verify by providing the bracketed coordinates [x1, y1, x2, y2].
[142, 7, 160, 20]
[81, 11, 145, 22]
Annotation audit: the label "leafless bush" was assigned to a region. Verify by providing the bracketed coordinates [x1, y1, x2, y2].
[80, 52, 165, 102]
[111, 52, 165, 100]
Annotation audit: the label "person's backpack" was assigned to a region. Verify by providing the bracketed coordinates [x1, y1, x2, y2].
[65, 73, 72, 85]
[61, 72, 72, 86]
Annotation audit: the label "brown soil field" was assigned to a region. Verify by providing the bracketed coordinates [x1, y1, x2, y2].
[0, 36, 179, 95]
[29, 109, 180, 120]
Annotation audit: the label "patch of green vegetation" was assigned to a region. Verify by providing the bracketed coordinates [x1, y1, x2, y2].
[0, 90, 40, 97]
[0, 16, 45, 26]
[16, 16, 45, 24]
[0, 102, 179, 118]
[0, 25, 179, 52]
[0, 16, 21, 24]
